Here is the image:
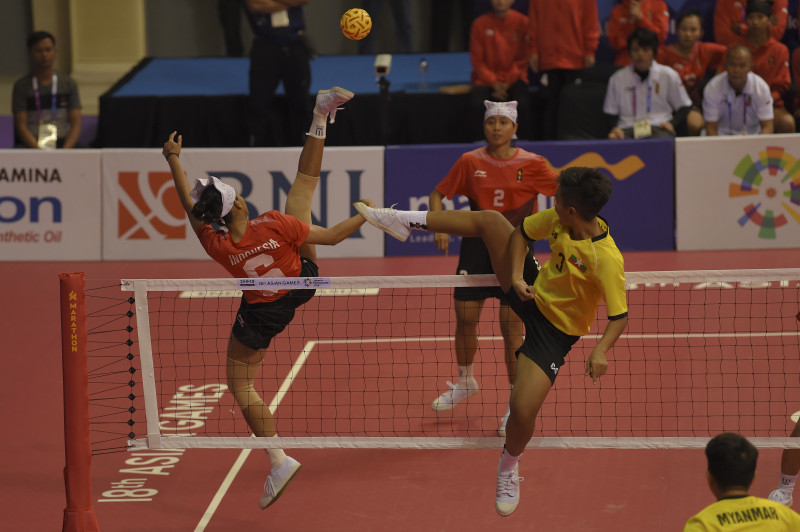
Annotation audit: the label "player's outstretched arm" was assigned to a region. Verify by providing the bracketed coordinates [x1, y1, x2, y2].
[585, 316, 627, 384]
[304, 199, 375, 246]
[163, 131, 204, 232]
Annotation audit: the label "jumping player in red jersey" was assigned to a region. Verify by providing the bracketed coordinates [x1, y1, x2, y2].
[162, 87, 374, 510]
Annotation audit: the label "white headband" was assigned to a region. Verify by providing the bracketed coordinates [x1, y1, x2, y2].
[484, 100, 518, 124]
[190, 176, 236, 224]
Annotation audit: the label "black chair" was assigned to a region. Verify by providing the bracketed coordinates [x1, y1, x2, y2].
[556, 82, 610, 140]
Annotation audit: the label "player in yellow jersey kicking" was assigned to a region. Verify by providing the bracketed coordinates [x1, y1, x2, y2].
[355, 166, 628, 517]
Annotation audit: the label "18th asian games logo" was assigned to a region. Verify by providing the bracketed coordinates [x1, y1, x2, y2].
[729, 146, 800, 239]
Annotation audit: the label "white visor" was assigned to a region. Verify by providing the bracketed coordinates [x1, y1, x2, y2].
[190, 176, 236, 224]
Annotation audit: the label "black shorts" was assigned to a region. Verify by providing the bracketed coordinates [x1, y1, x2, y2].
[453, 237, 540, 305]
[504, 288, 580, 384]
[231, 258, 319, 350]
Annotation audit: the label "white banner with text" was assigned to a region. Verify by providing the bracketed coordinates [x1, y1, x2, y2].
[101, 147, 385, 260]
[0, 150, 101, 261]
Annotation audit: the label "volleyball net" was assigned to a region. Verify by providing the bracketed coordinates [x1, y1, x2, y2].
[70, 269, 800, 454]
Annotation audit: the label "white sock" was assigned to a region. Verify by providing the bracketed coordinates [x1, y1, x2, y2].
[397, 210, 428, 230]
[498, 446, 522, 473]
[779, 473, 797, 490]
[266, 434, 287, 469]
[307, 110, 327, 139]
[457, 364, 474, 384]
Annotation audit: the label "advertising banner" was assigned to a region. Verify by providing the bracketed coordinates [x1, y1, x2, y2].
[102, 147, 384, 260]
[0, 150, 101, 261]
[384, 139, 674, 257]
[676, 136, 800, 250]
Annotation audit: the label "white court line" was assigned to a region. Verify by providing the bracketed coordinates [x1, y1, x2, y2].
[311, 331, 797, 345]
[194, 341, 317, 531]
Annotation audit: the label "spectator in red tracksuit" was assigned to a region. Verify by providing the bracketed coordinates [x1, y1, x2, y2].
[790, 4, 800, 126]
[714, 0, 787, 47]
[608, 0, 669, 66]
[528, 0, 599, 140]
[733, 0, 794, 133]
[469, 0, 532, 140]
[657, 10, 726, 107]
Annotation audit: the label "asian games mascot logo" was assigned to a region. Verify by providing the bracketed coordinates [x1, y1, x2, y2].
[729, 146, 800, 239]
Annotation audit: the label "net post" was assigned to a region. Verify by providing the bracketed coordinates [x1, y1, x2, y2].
[59, 272, 101, 532]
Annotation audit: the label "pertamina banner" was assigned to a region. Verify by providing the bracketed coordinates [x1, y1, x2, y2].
[676, 136, 800, 250]
[101, 147, 385, 260]
[0, 150, 101, 261]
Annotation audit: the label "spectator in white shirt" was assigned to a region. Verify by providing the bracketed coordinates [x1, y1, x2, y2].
[702, 45, 774, 136]
[603, 27, 701, 139]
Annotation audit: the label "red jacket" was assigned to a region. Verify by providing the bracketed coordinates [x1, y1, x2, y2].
[608, 0, 669, 66]
[734, 36, 791, 108]
[470, 9, 531, 86]
[528, 0, 599, 71]
[714, 0, 787, 47]
[657, 42, 727, 106]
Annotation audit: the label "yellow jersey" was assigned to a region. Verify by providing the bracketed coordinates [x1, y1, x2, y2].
[521, 208, 627, 336]
[684, 495, 800, 531]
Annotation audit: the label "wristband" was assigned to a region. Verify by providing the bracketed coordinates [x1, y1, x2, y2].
[166, 152, 179, 159]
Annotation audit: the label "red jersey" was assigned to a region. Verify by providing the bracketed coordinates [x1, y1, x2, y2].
[435, 147, 558, 227]
[528, 0, 600, 71]
[713, 0, 787, 47]
[657, 42, 727, 106]
[196, 210, 310, 304]
[734, 36, 791, 107]
[608, 0, 669, 66]
[470, 9, 531, 86]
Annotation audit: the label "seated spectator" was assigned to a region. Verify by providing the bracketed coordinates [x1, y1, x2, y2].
[528, 0, 600, 140]
[608, 0, 669, 66]
[658, 10, 726, 108]
[469, 0, 532, 140]
[683, 433, 800, 532]
[604, 28, 702, 139]
[12, 31, 81, 149]
[703, 45, 774, 135]
[714, 0, 787, 47]
[734, 0, 795, 133]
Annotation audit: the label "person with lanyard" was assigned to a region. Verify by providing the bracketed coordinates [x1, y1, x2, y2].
[12, 31, 81, 150]
[428, 100, 557, 436]
[702, 45, 774, 136]
[243, 0, 313, 147]
[684, 433, 800, 531]
[603, 27, 701, 139]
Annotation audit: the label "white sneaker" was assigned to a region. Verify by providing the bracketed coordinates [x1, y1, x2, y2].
[315, 86, 354, 123]
[496, 463, 523, 517]
[431, 378, 479, 411]
[768, 488, 793, 507]
[498, 407, 510, 437]
[259, 456, 301, 509]
[354, 202, 413, 242]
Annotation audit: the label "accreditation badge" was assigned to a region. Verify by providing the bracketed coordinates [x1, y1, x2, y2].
[271, 9, 290, 27]
[633, 119, 652, 139]
[37, 121, 57, 150]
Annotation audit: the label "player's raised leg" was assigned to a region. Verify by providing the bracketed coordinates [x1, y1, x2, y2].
[354, 204, 516, 291]
[286, 87, 354, 263]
